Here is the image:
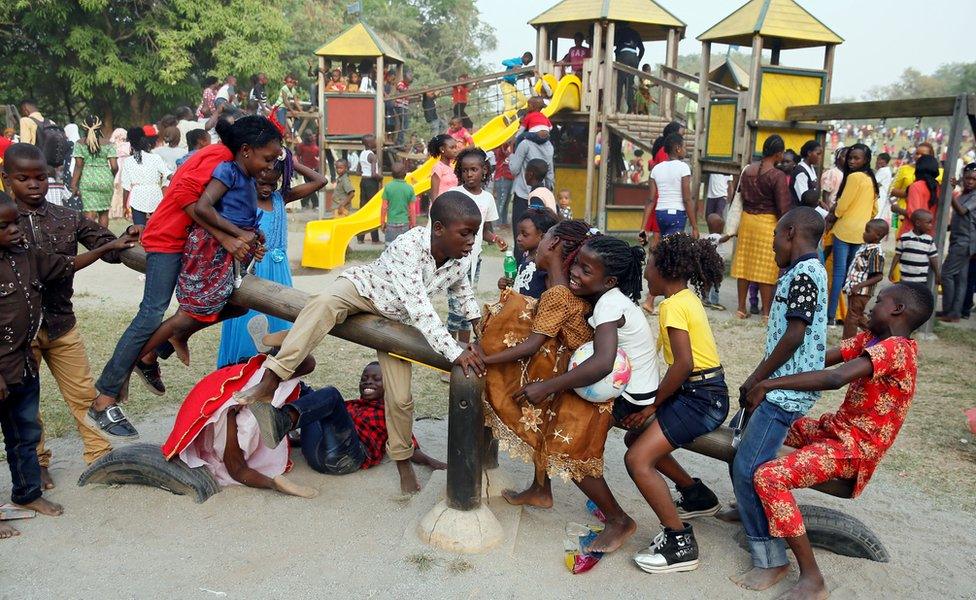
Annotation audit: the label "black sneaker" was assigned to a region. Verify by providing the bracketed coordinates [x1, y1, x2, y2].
[249, 402, 294, 449]
[634, 523, 699, 573]
[85, 405, 139, 442]
[674, 478, 721, 518]
[134, 360, 166, 396]
[749, 302, 760, 315]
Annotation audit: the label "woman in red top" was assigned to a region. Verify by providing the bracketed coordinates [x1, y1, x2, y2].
[892, 154, 939, 237]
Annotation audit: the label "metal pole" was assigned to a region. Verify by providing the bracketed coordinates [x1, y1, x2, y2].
[583, 22, 603, 225]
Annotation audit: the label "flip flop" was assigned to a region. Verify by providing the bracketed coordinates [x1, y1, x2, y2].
[641, 303, 657, 315]
[0, 504, 36, 521]
[735, 310, 750, 320]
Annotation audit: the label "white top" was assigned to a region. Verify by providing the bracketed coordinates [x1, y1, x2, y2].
[587, 287, 660, 404]
[793, 162, 817, 203]
[706, 174, 731, 199]
[359, 149, 374, 177]
[121, 151, 171, 214]
[176, 119, 199, 150]
[154, 146, 185, 173]
[216, 84, 233, 101]
[651, 159, 691, 212]
[45, 178, 71, 207]
[448, 186, 498, 280]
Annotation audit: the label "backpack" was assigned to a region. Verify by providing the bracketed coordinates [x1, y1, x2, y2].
[30, 116, 71, 167]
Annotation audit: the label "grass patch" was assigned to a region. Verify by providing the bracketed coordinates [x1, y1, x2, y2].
[405, 553, 436, 573]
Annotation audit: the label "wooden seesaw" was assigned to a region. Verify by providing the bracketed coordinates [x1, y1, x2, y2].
[79, 247, 887, 560]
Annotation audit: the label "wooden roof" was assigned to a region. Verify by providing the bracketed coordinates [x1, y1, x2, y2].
[698, 0, 843, 50]
[529, 0, 686, 42]
[314, 22, 404, 64]
[710, 58, 750, 90]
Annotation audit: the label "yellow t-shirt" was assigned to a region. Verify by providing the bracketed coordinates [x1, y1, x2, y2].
[657, 288, 721, 370]
[832, 172, 877, 244]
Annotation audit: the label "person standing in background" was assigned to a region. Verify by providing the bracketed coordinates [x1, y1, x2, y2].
[357, 134, 382, 244]
[492, 139, 515, 225]
[70, 115, 117, 228]
[613, 23, 644, 113]
[705, 172, 732, 218]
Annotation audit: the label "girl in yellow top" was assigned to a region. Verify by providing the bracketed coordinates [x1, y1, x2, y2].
[622, 232, 729, 575]
[825, 143, 880, 324]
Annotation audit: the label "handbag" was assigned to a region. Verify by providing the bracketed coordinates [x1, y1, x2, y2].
[723, 165, 750, 237]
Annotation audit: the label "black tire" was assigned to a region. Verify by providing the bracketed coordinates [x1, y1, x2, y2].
[77, 443, 220, 503]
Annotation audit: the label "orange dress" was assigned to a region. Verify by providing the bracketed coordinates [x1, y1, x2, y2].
[480, 286, 615, 482]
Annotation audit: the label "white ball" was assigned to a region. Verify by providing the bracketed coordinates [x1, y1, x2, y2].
[568, 341, 632, 402]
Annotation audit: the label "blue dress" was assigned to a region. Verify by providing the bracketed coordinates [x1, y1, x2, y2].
[216, 191, 293, 367]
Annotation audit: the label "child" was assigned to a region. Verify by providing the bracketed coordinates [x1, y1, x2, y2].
[842, 219, 889, 339]
[294, 130, 321, 209]
[515, 96, 552, 147]
[557, 189, 573, 220]
[140, 116, 283, 367]
[525, 158, 556, 212]
[513, 235, 657, 553]
[623, 233, 727, 574]
[702, 213, 731, 310]
[748, 282, 935, 600]
[332, 158, 355, 216]
[446, 148, 507, 344]
[45, 165, 72, 207]
[800, 188, 827, 219]
[422, 91, 443, 133]
[629, 149, 645, 184]
[381, 161, 416, 245]
[446, 117, 473, 149]
[357, 134, 381, 244]
[428, 134, 459, 200]
[235, 193, 487, 494]
[731, 207, 828, 591]
[216, 151, 328, 367]
[0, 194, 134, 539]
[121, 126, 172, 226]
[891, 209, 939, 287]
[940, 167, 976, 321]
[497, 207, 559, 299]
[647, 133, 696, 237]
[175, 128, 211, 168]
[452, 75, 473, 129]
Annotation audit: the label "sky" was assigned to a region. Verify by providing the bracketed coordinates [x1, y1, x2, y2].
[474, 0, 969, 99]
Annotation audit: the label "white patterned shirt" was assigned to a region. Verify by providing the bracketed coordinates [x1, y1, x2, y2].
[340, 226, 479, 361]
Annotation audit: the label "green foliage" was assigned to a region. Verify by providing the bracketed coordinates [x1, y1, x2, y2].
[868, 62, 976, 101]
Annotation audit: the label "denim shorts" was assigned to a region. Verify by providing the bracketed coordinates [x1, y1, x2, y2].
[656, 375, 729, 447]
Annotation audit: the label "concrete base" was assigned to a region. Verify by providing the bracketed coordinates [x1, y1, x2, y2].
[417, 500, 504, 554]
[482, 467, 516, 499]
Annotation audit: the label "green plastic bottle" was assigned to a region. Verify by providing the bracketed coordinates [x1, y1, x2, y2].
[503, 250, 517, 281]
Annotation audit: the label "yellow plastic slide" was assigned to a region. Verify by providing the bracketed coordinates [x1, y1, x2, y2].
[301, 73, 581, 269]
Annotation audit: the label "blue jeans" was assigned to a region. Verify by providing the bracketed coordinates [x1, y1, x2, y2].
[295, 387, 366, 475]
[732, 401, 802, 568]
[656, 209, 687, 237]
[656, 374, 729, 447]
[708, 283, 721, 305]
[828, 238, 860, 321]
[447, 258, 482, 333]
[0, 373, 43, 505]
[96, 252, 182, 398]
[493, 178, 513, 224]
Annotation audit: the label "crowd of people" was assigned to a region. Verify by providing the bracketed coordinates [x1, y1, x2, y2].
[0, 71, 961, 600]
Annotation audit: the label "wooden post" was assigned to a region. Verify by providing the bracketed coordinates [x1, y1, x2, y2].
[536, 26, 549, 75]
[691, 41, 712, 226]
[583, 22, 603, 225]
[605, 22, 617, 115]
[822, 45, 836, 103]
[375, 55, 385, 176]
[446, 368, 486, 510]
[742, 34, 764, 166]
[663, 28, 679, 119]
[317, 56, 327, 219]
[597, 21, 615, 231]
[925, 94, 969, 334]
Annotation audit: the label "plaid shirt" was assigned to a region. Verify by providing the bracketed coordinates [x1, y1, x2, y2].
[843, 243, 884, 296]
[346, 397, 418, 469]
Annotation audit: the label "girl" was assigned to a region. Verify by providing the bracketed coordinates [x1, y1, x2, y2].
[70, 115, 118, 228]
[216, 151, 328, 367]
[346, 71, 362, 93]
[428, 134, 459, 201]
[790, 139, 822, 208]
[120, 127, 171, 226]
[513, 235, 656, 554]
[825, 143, 880, 324]
[892, 153, 939, 237]
[647, 133, 696, 237]
[497, 207, 559, 299]
[140, 116, 283, 367]
[109, 128, 130, 219]
[446, 116, 473, 148]
[624, 232, 727, 574]
[324, 68, 346, 92]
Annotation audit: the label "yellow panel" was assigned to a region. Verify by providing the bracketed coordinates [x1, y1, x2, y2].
[706, 102, 736, 159]
[554, 166, 588, 221]
[607, 209, 644, 233]
[755, 70, 823, 154]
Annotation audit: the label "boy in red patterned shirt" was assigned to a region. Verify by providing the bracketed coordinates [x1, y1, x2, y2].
[745, 282, 934, 600]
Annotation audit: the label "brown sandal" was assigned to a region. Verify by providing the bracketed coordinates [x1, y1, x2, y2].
[735, 310, 750, 319]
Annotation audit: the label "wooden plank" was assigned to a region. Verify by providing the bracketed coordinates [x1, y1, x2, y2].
[786, 97, 958, 122]
[613, 62, 697, 101]
[385, 66, 535, 101]
[660, 64, 738, 96]
[747, 119, 832, 132]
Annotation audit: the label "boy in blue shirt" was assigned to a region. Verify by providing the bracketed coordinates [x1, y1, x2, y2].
[731, 207, 828, 591]
[500, 52, 533, 112]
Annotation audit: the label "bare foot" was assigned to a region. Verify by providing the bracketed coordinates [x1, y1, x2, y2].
[170, 336, 190, 366]
[501, 481, 553, 508]
[0, 522, 20, 539]
[40, 467, 55, 490]
[272, 476, 318, 498]
[715, 505, 741, 523]
[17, 497, 63, 517]
[585, 515, 637, 553]
[732, 565, 790, 591]
[397, 460, 421, 494]
[234, 377, 279, 405]
[776, 574, 829, 600]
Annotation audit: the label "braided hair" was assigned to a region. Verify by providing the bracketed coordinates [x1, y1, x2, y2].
[836, 142, 879, 199]
[125, 127, 155, 165]
[427, 134, 454, 158]
[453, 147, 490, 187]
[270, 147, 295, 196]
[550, 218, 590, 274]
[649, 232, 723, 297]
[914, 155, 940, 209]
[582, 235, 645, 304]
[81, 115, 103, 155]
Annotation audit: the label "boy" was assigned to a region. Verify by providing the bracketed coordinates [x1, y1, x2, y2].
[295, 131, 321, 210]
[174, 129, 210, 168]
[357, 135, 381, 243]
[3, 144, 143, 485]
[890, 209, 939, 287]
[333, 158, 355, 217]
[732, 207, 828, 591]
[702, 212, 732, 311]
[452, 75, 473, 130]
[0, 194, 134, 539]
[381, 161, 415, 245]
[234, 193, 486, 494]
[938, 166, 976, 321]
[500, 52, 533, 112]
[748, 282, 935, 600]
[875, 152, 893, 217]
[706, 173, 733, 218]
[557, 189, 573, 220]
[447, 117, 473, 149]
[842, 219, 889, 339]
[525, 158, 555, 212]
[515, 96, 552, 148]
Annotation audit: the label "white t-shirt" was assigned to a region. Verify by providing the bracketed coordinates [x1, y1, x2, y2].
[121, 151, 172, 214]
[216, 84, 233, 101]
[707, 174, 731, 199]
[651, 159, 691, 212]
[154, 146, 185, 173]
[359, 149, 374, 177]
[587, 287, 660, 404]
[448, 186, 498, 280]
[793, 162, 817, 204]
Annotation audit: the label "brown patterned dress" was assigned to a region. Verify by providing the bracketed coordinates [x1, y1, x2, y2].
[480, 286, 615, 482]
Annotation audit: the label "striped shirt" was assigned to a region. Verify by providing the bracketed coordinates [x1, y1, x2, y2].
[895, 231, 937, 283]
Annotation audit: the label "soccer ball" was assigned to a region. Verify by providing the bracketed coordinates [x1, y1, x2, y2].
[568, 341, 632, 402]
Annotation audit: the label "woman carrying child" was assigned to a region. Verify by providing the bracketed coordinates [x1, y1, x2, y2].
[216, 150, 328, 367]
[622, 232, 728, 574]
[428, 134, 459, 200]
